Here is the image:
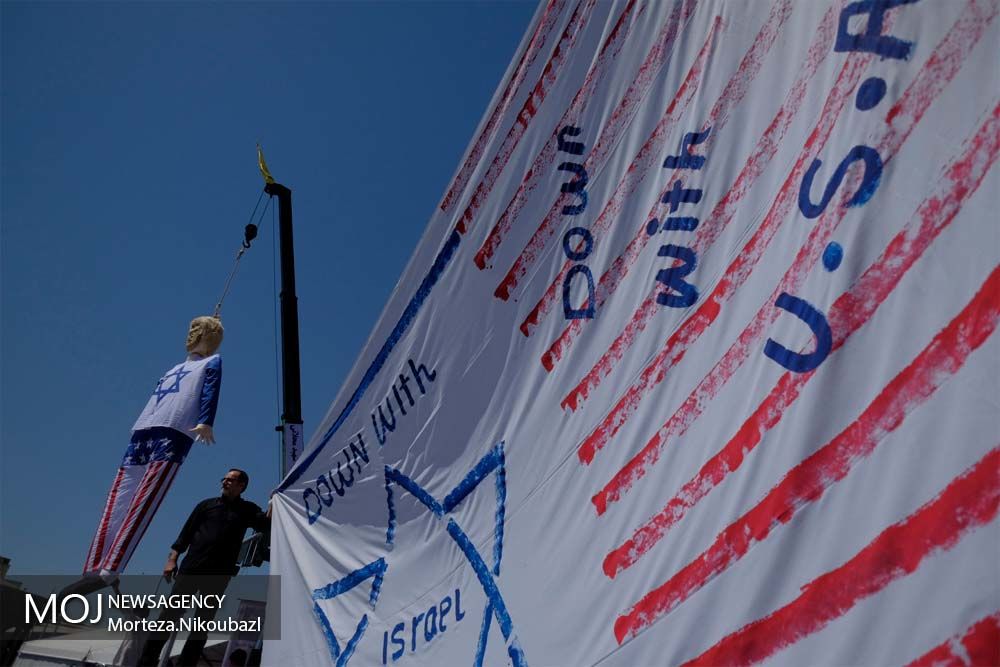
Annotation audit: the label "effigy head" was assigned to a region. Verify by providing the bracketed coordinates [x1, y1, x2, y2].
[186, 316, 224, 355]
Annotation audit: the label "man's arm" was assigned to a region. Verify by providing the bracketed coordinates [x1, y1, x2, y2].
[162, 549, 181, 582]
[249, 499, 271, 533]
[164, 500, 204, 580]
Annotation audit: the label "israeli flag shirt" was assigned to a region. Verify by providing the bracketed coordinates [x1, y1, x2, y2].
[132, 354, 222, 434]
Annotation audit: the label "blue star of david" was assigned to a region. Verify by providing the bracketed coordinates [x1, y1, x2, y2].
[309, 441, 525, 667]
[311, 558, 387, 667]
[384, 441, 525, 667]
[153, 365, 191, 403]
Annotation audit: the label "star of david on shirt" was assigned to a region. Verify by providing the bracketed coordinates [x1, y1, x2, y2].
[154, 365, 191, 403]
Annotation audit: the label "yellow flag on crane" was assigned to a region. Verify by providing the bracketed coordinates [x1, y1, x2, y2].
[257, 143, 275, 185]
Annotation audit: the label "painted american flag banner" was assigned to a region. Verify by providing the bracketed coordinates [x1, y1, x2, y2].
[265, 1, 1000, 664]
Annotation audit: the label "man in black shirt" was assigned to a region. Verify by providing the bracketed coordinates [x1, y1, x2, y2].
[139, 469, 269, 667]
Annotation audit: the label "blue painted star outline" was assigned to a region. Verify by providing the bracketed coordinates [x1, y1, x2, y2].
[153, 365, 191, 403]
[309, 441, 525, 666]
[384, 440, 526, 667]
[311, 558, 387, 667]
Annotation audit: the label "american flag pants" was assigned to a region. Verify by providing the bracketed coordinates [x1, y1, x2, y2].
[83, 427, 193, 574]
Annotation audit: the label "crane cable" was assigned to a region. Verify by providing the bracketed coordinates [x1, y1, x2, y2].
[213, 144, 279, 319]
[213, 189, 271, 318]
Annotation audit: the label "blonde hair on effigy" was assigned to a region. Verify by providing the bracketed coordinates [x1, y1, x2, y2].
[187, 316, 224, 354]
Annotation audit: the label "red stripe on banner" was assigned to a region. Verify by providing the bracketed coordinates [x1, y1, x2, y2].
[581, 0, 996, 485]
[611, 270, 1000, 643]
[439, 0, 568, 214]
[679, 449, 1000, 664]
[474, 0, 688, 271]
[86, 467, 126, 572]
[566, 0, 997, 404]
[454, 0, 597, 236]
[905, 613, 1000, 667]
[602, 103, 1000, 576]
[495, 6, 744, 304]
[517, 0, 794, 331]
[549, 1, 843, 377]
[106, 461, 173, 572]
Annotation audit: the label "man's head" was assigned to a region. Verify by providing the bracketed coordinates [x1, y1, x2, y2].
[221, 468, 248, 499]
[186, 316, 224, 356]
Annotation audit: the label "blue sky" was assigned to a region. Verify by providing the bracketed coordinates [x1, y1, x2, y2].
[1, 0, 536, 577]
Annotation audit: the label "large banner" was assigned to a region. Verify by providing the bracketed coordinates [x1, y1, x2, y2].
[266, 1, 1000, 664]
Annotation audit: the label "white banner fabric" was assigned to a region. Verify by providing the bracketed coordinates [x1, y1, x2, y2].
[265, 1, 1000, 665]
